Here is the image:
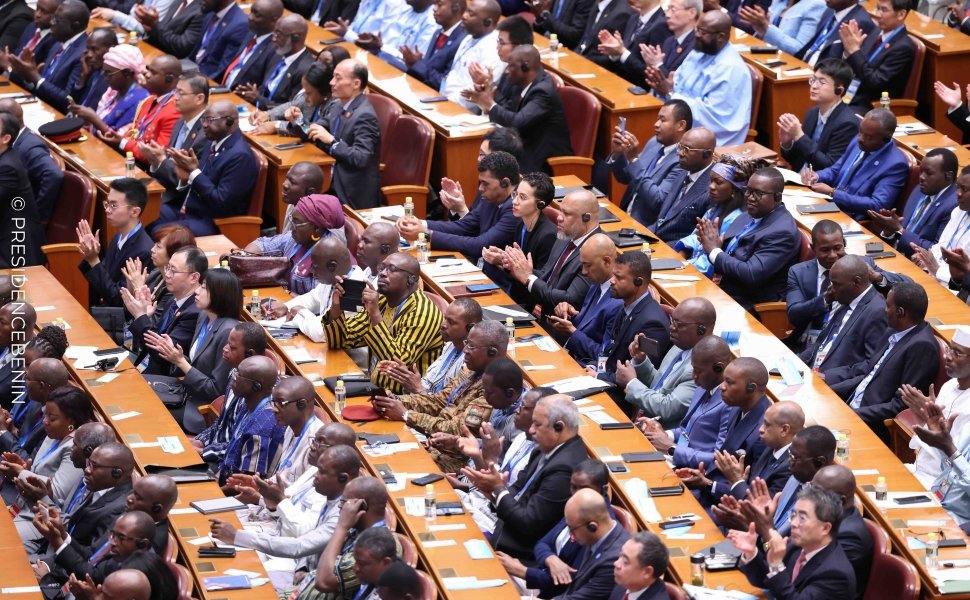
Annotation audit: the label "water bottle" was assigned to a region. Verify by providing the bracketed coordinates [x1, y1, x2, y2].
[404, 197, 415, 219]
[874, 476, 888, 501]
[248, 290, 260, 317]
[506, 317, 516, 358]
[219, 259, 229, 269]
[424, 484, 437, 523]
[880, 91, 891, 111]
[127, 31, 139, 45]
[836, 433, 849, 464]
[690, 553, 706, 586]
[641, 242, 652, 260]
[416, 233, 428, 264]
[125, 152, 136, 179]
[925, 532, 939, 569]
[334, 379, 346, 413]
[55, 318, 66, 330]
[295, 113, 310, 134]
[549, 34, 560, 68]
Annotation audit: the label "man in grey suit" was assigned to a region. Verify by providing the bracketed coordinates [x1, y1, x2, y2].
[306, 59, 381, 209]
[556, 488, 630, 600]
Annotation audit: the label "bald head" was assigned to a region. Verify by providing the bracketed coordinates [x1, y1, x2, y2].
[75, 422, 117, 449]
[101, 569, 151, 600]
[832, 254, 868, 280]
[369, 222, 400, 247]
[134, 474, 178, 516]
[582, 233, 617, 259]
[479, 0, 501, 23]
[239, 355, 279, 393]
[510, 45, 541, 71]
[321, 421, 357, 446]
[567, 488, 612, 524]
[29, 357, 70, 389]
[344, 476, 389, 523]
[568, 189, 599, 217]
[770, 400, 805, 431]
[0, 301, 37, 348]
[702, 9, 731, 34]
[692, 334, 733, 364]
[680, 297, 716, 329]
[812, 464, 857, 510]
[829, 254, 870, 304]
[732, 357, 769, 388]
[313, 237, 353, 284]
[682, 127, 716, 151]
[276, 375, 315, 399]
[0, 99, 24, 125]
[278, 13, 308, 38]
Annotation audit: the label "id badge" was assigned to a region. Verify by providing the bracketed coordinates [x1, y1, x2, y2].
[843, 79, 860, 103]
[597, 356, 608, 374]
[813, 350, 827, 371]
[804, 328, 821, 348]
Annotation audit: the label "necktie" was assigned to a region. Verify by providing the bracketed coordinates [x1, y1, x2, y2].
[791, 550, 808, 581]
[811, 118, 825, 143]
[814, 303, 848, 358]
[44, 47, 64, 77]
[724, 219, 759, 254]
[547, 241, 576, 285]
[849, 337, 898, 408]
[837, 151, 868, 189]
[554, 0, 565, 18]
[434, 31, 448, 49]
[907, 195, 933, 233]
[158, 301, 177, 332]
[264, 59, 288, 99]
[681, 389, 711, 433]
[629, 18, 646, 45]
[171, 0, 188, 18]
[819, 269, 830, 296]
[222, 38, 257, 85]
[773, 480, 799, 527]
[174, 122, 189, 149]
[26, 30, 41, 51]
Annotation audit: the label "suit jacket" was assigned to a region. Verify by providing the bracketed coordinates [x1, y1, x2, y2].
[576, 0, 633, 61]
[69, 71, 109, 110]
[740, 539, 856, 600]
[0, 400, 46, 458]
[609, 579, 670, 600]
[178, 316, 237, 434]
[192, 3, 248, 79]
[599, 292, 671, 386]
[311, 92, 381, 209]
[799, 286, 889, 375]
[626, 346, 697, 427]
[612, 9, 672, 84]
[781, 102, 859, 172]
[796, 5, 875, 66]
[257, 48, 314, 108]
[817, 139, 910, 218]
[80, 225, 154, 307]
[612, 138, 682, 214]
[15, 24, 60, 67]
[30, 32, 87, 113]
[713, 205, 801, 311]
[121, 93, 181, 162]
[840, 509, 873, 600]
[493, 435, 589, 560]
[727, 446, 792, 501]
[670, 385, 730, 469]
[527, 517, 585, 598]
[221, 33, 278, 89]
[508, 214, 560, 305]
[946, 103, 970, 145]
[131, 294, 201, 376]
[408, 25, 468, 91]
[648, 166, 712, 242]
[151, 116, 208, 215]
[12, 128, 63, 224]
[826, 322, 939, 433]
[157, 129, 258, 235]
[658, 30, 694, 75]
[426, 195, 519, 284]
[147, 0, 204, 58]
[845, 26, 915, 111]
[529, 227, 602, 315]
[563, 283, 624, 365]
[560, 524, 631, 600]
[63, 481, 134, 550]
[1, 0, 35, 55]
[286, 0, 359, 24]
[53, 517, 168, 584]
[895, 184, 959, 256]
[488, 70, 572, 174]
[0, 147, 44, 268]
[703, 395, 770, 502]
[533, 0, 593, 49]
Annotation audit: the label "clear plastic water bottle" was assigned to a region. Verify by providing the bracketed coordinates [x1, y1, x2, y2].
[334, 379, 346, 413]
[416, 233, 428, 264]
[549, 34, 560, 68]
[424, 484, 437, 523]
[926, 532, 939, 569]
[404, 197, 414, 219]
[690, 553, 705, 586]
[836, 433, 849, 464]
[506, 317, 516, 358]
[641, 242, 652, 260]
[875, 476, 888, 501]
[55, 318, 66, 330]
[125, 152, 136, 179]
[880, 91, 891, 111]
[248, 290, 260, 317]
[127, 31, 139, 45]
[295, 113, 310, 134]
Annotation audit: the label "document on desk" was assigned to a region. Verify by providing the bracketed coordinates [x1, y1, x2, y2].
[282, 346, 317, 364]
[425, 260, 482, 277]
[785, 188, 832, 200]
[652, 273, 700, 282]
[622, 479, 663, 522]
[442, 577, 508, 590]
[682, 584, 758, 600]
[584, 410, 618, 425]
[546, 375, 611, 395]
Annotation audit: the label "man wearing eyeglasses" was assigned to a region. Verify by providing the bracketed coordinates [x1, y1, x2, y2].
[77, 178, 154, 310]
[325, 252, 444, 394]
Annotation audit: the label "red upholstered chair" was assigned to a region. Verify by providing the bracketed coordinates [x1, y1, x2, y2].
[894, 150, 920, 216]
[665, 582, 688, 600]
[367, 93, 402, 167]
[199, 394, 226, 428]
[799, 229, 815, 263]
[417, 570, 438, 600]
[395, 532, 418, 566]
[548, 86, 600, 182]
[424, 291, 450, 315]
[612, 505, 638, 533]
[42, 170, 97, 306]
[213, 147, 267, 247]
[863, 548, 920, 600]
[168, 561, 194, 600]
[863, 518, 890, 555]
[344, 218, 362, 258]
[746, 63, 764, 142]
[547, 70, 564, 88]
[164, 533, 178, 563]
[382, 115, 435, 216]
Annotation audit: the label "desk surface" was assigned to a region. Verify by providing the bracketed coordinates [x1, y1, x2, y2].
[0, 498, 44, 599]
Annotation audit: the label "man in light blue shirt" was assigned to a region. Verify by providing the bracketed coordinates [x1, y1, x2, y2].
[355, 0, 438, 71]
[738, 0, 825, 55]
[323, 0, 409, 44]
[913, 399, 970, 532]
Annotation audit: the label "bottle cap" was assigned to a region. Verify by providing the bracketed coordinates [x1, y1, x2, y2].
[506, 317, 514, 324]
[251, 290, 258, 295]
[877, 476, 885, 484]
[336, 379, 344, 387]
[426, 484, 434, 492]
[126, 151, 133, 158]
[691, 553, 705, 563]
[418, 233, 425, 240]
[928, 532, 938, 541]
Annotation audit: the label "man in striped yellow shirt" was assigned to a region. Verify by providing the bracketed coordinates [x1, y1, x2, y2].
[324, 252, 443, 393]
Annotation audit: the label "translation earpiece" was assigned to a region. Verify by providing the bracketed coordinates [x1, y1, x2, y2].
[111, 467, 123, 480]
[483, 17, 492, 26]
[586, 522, 598, 533]
[712, 363, 724, 373]
[296, 399, 307, 410]
[337, 473, 349, 483]
[581, 212, 591, 223]
[151, 503, 162, 514]
[380, 243, 391, 255]
[486, 346, 498, 357]
[696, 323, 707, 336]
[499, 178, 510, 189]
[326, 260, 338, 273]
[244, 349, 255, 358]
[252, 380, 262, 392]
[536, 199, 547, 210]
[136, 539, 150, 550]
[745, 382, 756, 393]
[633, 277, 643, 287]
[504, 387, 515, 398]
[553, 421, 563, 432]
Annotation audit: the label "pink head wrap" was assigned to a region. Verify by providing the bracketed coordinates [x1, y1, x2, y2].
[296, 194, 346, 230]
[102, 45, 146, 78]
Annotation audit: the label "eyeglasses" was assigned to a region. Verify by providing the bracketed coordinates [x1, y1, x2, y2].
[201, 115, 229, 125]
[808, 77, 832, 88]
[671, 318, 702, 330]
[163, 264, 192, 276]
[271, 398, 304, 409]
[678, 144, 709, 154]
[103, 201, 126, 212]
[789, 511, 817, 525]
[86, 458, 121, 472]
[377, 263, 418, 277]
[310, 437, 332, 448]
[744, 188, 776, 201]
[109, 529, 138, 543]
[231, 371, 260, 386]
[946, 345, 970, 358]
[102, 68, 123, 77]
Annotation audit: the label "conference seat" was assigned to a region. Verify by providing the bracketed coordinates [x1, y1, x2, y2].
[546, 70, 564, 88]
[396, 532, 418, 567]
[612, 504, 638, 533]
[884, 337, 945, 462]
[381, 115, 436, 217]
[753, 302, 792, 339]
[213, 147, 268, 247]
[41, 170, 97, 306]
[895, 150, 921, 217]
[367, 93, 402, 169]
[344, 217, 362, 258]
[870, 35, 925, 118]
[863, 517, 890, 556]
[416, 569, 438, 600]
[666, 581, 688, 600]
[542, 204, 562, 224]
[746, 64, 763, 143]
[168, 561, 194, 600]
[548, 86, 600, 183]
[164, 533, 178, 563]
[863, 545, 919, 600]
[798, 230, 814, 263]
[199, 394, 225, 428]
[424, 291, 450, 315]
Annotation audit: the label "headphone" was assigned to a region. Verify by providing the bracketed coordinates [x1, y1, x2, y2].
[379, 243, 391, 255]
[337, 473, 349, 483]
[945, 171, 955, 181]
[326, 260, 338, 273]
[895, 306, 904, 316]
[633, 276, 643, 287]
[289, 33, 300, 42]
[745, 382, 756, 393]
[519, 61, 529, 73]
[150, 503, 163, 514]
[465, 323, 475, 331]
[581, 212, 591, 223]
[483, 17, 493, 26]
[812, 457, 825, 467]
[406, 274, 418, 288]
[585, 522, 598, 533]
[499, 178, 510, 189]
[553, 421, 563, 432]
[296, 398, 307, 410]
[486, 346, 498, 357]
[224, 116, 235, 127]
[835, 85, 845, 96]
[252, 380, 262, 392]
[712, 362, 724, 374]
[536, 198, 547, 210]
[696, 323, 707, 336]
[164, 73, 174, 83]
[111, 466, 123, 480]
[135, 538, 150, 550]
[244, 348, 255, 358]
[503, 387, 515, 398]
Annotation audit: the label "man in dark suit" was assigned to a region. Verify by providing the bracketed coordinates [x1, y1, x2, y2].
[397, 151, 520, 284]
[938, 81, 970, 144]
[191, 0, 249, 79]
[595, 0, 671, 82]
[288, 0, 359, 24]
[676, 357, 770, 508]
[153, 99, 258, 235]
[123, 246, 205, 376]
[799, 255, 890, 376]
[610, 531, 671, 600]
[506, 189, 602, 315]
[812, 465, 873, 600]
[404, 0, 467, 90]
[531, 0, 593, 49]
[144, 0, 205, 59]
[870, 148, 960, 258]
[826, 281, 940, 440]
[595, 251, 671, 390]
[0, 113, 44, 269]
[732, 487, 856, 599]
[698, 167, 800, 312]
[609, 99, 690, 215]
[66, 27, 116, 111]
[0, 358, 69, 460]
[556, 488, 631, 600]
[462, 395, 589, 560]
[306, 59, 381, 209]
[239, 14, 313, 108]
[465, 47, 572, 174]
[779, 58, 859, 172]
[575, 0, 633, 60]
[720, 401, 803, 502]
[838, 0, 915, 114]
[796, 0, 875, 67]
[47, 511, 157, 586]
[786, 219, 905, 353]
[0, 0, 33, 53]
[13, 0, 59, 66]
[3, 0, 89, 113]
[0, 98, 63, 225]
[77, 178, 154, 308]
[219, 0, 283, 89]
[645, 126, 714, 240]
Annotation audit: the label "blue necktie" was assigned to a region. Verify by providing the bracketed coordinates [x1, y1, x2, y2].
[724, 220, 759, 254]
[773, 479, 800, 528]
[811, 118, 824, 143]
[906, 195, 933, 233]
[174, 122, 189, 149]
[158, 301, 177, 332]
[837, 151, 868, 189]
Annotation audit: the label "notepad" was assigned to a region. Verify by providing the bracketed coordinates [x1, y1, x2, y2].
[190, 497, 247, 514]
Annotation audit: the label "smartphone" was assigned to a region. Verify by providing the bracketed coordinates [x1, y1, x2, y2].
[750, 46, 778, 54]
[378, 468, 397, 485]
[420, 96, 449, 103]
[638, 336, 660, 357]
[892, 495, 931, 505]
[275, 142, 304, 151]
[607, 461, 629, 473]
[516, 333, 544, 342]
[621, 451, 665, 463]
[198, 546, 236, 558]
[467, 283, 499, 293]
[627, 86, 647, 95]
[649, 485, 685, 497]
[320, 38, 344, 45]
[618, 116, 628, 133]
[428, 254, 457, 262]
[209, 86, 231, 94]
[600, 422, 634, 430]
[866, 242, 885, 254]
[939, 539, 968, 548]
[94, 347, 125, 356]
[658, 517, 693, 529]
[368, 387, 387, 402]
[619, 228, 637, 237]
[412, 473, 445, 486]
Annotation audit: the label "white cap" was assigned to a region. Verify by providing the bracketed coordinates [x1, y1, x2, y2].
[953, 326, 970, 348]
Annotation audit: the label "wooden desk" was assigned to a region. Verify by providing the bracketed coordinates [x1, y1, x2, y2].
[894, 116, 970, 167]
[0, 498, 44, 599]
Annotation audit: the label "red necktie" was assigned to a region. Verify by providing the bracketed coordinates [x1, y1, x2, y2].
[791, 550, 808, 581]
[548, 241, 576, 285]
[222, 38, 256, 85]
[26, 30, 41, 51]
[435, 32, 447, 49]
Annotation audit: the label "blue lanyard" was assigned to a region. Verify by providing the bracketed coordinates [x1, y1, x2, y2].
[431, 347, 462, 393]
[291, 477, 315, 506]
[519, 224, 527, 248]
[19, 409, 44, 447]
[318, 496, 341, 524]
[136, 91, 175, 139]
[946, 212, 970, 250]
[266, 59, 288, 98]
[501, 440, 534, 477]
[806, 14, 837, 55]
[190, 317, 212, 358]
[118, 221, 142, 247]
[390, 296, 409, 325]
[34, 437, 68, 470]
[199, 14, 222, 52]
[11, 393, 30, 423]
[724, 219, 760, 254]
[446, 373, 479, 406]
[278, 417, 317, 471]
[867, 25, 905, 63]
[289, 242, 316, 278]
[89, 539, 111, 564]
[66, 482, 88, 513]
